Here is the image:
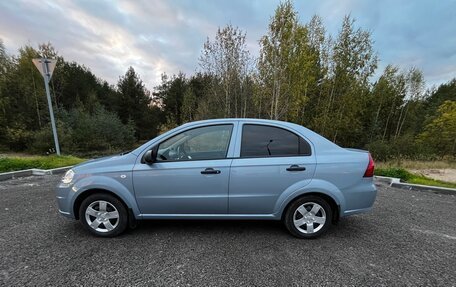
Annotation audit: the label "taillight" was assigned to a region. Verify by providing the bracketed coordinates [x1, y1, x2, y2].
[363, 153, 375, 177]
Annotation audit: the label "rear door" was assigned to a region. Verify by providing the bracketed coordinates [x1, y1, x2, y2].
[229, 123, 316, 214]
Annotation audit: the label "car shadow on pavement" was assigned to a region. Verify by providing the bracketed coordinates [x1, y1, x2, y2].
[128, 216, 370, 239]
[58, 214, 372, 240]
[133, 219, 285, 235]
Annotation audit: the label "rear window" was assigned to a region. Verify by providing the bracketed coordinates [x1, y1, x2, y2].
[240, 124, 311, 158]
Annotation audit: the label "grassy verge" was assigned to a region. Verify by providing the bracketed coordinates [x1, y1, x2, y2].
[375, 167, 456, 189]
[0, 155, 86, 173]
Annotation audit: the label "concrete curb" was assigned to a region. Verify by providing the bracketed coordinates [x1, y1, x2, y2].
[0, 166, 73, 181]
[374, 175, 456, 195]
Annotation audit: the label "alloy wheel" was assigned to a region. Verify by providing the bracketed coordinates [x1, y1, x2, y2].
[85, 200, 119, 233]
[293, 202, 326, 234]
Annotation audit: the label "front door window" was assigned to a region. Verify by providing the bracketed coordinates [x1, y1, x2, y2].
[157, 125, 233, 161]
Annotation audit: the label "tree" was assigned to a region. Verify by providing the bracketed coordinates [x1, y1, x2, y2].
[154, 72, 188, 128]
[419, 100, 456, 156]
[369, 65, 406, 141]
[323, 15, 378, 146]
[3, 45, 44, 150]
[422, 79, 456, 116]
[394, 67, 425, 138]
[199, 24, 252, 118]
[257, 2, 324, 123]
[302, 15, 330, 128]
[116, 67, 153, 139]
[0, 39, 11, 145]
[257, 0, 297, 120]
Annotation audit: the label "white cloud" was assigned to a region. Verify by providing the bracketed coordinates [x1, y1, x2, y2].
[0, 0, 455, 90]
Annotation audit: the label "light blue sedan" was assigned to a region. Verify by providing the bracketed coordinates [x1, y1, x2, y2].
[56, 119, 377, 238]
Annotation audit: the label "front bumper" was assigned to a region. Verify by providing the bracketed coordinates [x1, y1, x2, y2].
[55, 182, 76, 219]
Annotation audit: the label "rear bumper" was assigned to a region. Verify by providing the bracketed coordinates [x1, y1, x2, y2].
[341, 181, 377, 217]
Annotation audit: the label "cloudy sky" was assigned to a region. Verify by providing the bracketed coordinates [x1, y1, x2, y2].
[1, 0, 455, 90]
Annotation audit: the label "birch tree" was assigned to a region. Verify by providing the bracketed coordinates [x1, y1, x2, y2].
[329, 15, 378, 145]
[199, 24, 252, 118]
[257, 0, 297, 120]
[258, 1, 319, 121]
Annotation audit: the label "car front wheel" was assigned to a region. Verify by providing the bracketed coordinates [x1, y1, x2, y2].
[284, 195, 332, 239]
[79, 193, 128, 237]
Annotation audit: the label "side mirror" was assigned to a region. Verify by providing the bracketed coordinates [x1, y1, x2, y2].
[143, 149, 156, 164]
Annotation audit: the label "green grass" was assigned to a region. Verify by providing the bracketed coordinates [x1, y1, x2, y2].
[375, 167, 456, 189]
[0, 155, 86, 173]
[406, 177, 456, 189]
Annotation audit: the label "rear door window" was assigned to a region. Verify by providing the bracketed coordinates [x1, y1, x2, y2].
[240, 124, 311, 158]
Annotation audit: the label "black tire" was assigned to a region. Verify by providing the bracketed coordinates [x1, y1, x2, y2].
[79, 193, 128, 237]
[284, 195, 332, 239]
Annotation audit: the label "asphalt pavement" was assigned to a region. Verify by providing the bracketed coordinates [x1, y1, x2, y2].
[0, 175, 455, 286]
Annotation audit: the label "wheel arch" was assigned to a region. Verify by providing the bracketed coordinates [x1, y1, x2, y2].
[70, 175, 141, 220]
[275, 179, 346, 223]
[73, 188, 127, 220]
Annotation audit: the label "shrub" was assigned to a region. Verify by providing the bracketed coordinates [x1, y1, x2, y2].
[365, 140, 391, 161]
[366, 134, 438, 162]
[29, 107, 136, 154]
[5, 124, 34, 151]
[63, 107, 136, 152]
[29, 120, 73, 154]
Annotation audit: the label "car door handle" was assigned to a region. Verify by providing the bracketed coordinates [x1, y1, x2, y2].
[286, 165, 306, 171]
[201, 168, 221, 175]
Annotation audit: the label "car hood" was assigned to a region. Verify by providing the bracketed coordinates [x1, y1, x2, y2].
[72, 153, 138, 174]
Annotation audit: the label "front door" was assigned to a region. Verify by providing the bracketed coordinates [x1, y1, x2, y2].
[133, 124, 235, 215]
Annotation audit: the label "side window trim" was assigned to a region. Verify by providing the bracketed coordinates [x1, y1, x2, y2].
[154, 124, 235, 163]
[239, 123, 312, 159]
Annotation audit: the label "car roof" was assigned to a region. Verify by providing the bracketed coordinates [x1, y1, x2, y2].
[182, 118, 302, 129]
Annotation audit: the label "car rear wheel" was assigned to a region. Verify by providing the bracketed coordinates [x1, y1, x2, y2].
[79, 193, 128, 237]
[284, 195, 332, 239]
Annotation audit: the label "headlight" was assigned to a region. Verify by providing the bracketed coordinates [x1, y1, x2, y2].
[62, 169, 75, 184]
